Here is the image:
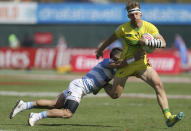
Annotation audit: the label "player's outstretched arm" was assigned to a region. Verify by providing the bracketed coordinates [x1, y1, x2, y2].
[96, 33, 118, 59]
[108, 59, 124, 69]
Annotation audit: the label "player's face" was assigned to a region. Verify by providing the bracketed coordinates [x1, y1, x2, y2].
[128, 12, 142, 21]
[112, 53, 121, 62]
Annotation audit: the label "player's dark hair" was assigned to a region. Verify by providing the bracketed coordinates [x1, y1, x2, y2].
[110, 47, 122, 59]
[126, 0, 140, 11]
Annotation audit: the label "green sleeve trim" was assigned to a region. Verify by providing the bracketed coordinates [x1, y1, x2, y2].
[153, 33, 159, 37]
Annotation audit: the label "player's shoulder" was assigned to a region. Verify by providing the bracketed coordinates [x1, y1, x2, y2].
[101, 58, 112, 63]
[100, 58, 113, 66]
[143, 20, 157, 28]
[117, 22, 131, 30]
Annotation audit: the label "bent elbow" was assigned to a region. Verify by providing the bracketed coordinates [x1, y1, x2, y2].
[110, 93, 121, 99]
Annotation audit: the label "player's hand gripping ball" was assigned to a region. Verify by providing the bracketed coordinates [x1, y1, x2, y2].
[142, 33, 155, 53]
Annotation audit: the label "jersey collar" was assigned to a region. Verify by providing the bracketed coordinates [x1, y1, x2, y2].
[130, 20, 143, 31]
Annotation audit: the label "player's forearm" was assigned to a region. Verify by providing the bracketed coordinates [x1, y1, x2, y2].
[103, 83, 114, 98]
[111, 57, 136, 68]
[160, 39, 166, 48]
[120, 57, 135, 67]
[97, 41, 111, 52]
[145, 34, 166, 48]
[108, 61, 123, 69]
[119, 55, 143, 67]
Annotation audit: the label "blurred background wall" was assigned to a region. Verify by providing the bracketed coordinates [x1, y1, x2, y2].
[0, 24, 191, 48]
[0, 1, 191, 48]
[0, 0, 191, 73]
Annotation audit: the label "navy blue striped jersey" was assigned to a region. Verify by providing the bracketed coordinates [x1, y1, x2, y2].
[82, 58, 116, 94]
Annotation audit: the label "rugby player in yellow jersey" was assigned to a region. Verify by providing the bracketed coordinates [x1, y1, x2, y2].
[96, 0, 183, 127]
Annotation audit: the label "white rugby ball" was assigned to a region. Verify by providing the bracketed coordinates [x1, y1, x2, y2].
[142, 33, 155, 53]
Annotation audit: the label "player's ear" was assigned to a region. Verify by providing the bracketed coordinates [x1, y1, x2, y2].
[127, 14, 130, 18]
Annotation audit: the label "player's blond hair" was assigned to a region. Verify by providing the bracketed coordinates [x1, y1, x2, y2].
[126, 0, 140, 11]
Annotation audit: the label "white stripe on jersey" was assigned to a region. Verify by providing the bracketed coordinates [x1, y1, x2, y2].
[83, 58, 115, 94]
[96, 64, 114, 78]
[88, 70, 106, 85]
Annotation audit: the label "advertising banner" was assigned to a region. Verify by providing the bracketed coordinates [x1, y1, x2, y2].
[71, 55, 103, 72]
[0, 48, 58, 69]
[34, 32, 53, 44]
[71, 50, 182, 74]
[37, 3, 126, 24]
[71, 51, 110, 72]
[0, 48, 184, 75]
[0, 48, 34, 68]
[0, 2, 190, 24]
[141, 3, 191, 25]
[0, 48, 104, 69]
[182, 50, 191, 71]
[0, 2, 37, 24]
[36, 3, 191, 24]
[147, 50, 181, 74]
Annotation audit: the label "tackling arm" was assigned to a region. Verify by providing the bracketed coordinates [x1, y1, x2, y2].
[108, 50, 144, 69]
[96, 33, 118, 59]
[103, 83, 114, 98]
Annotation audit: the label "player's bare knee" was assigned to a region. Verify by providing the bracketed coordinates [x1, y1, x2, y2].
[156, 82, 163, 89]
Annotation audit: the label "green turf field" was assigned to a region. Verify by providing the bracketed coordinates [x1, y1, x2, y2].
[0, 71, 191, 131]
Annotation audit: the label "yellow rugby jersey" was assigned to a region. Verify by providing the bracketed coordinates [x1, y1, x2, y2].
[114, 20, 159, 78]
[115, 20, 159, 60]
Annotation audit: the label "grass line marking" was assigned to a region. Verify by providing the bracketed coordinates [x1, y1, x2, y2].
[0, 91, 191, 99]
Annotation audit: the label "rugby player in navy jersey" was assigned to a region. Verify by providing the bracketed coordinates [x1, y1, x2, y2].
[10, 48, 142, 127]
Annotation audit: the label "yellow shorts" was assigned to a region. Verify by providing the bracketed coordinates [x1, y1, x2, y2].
[115, 58, 152, 78]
